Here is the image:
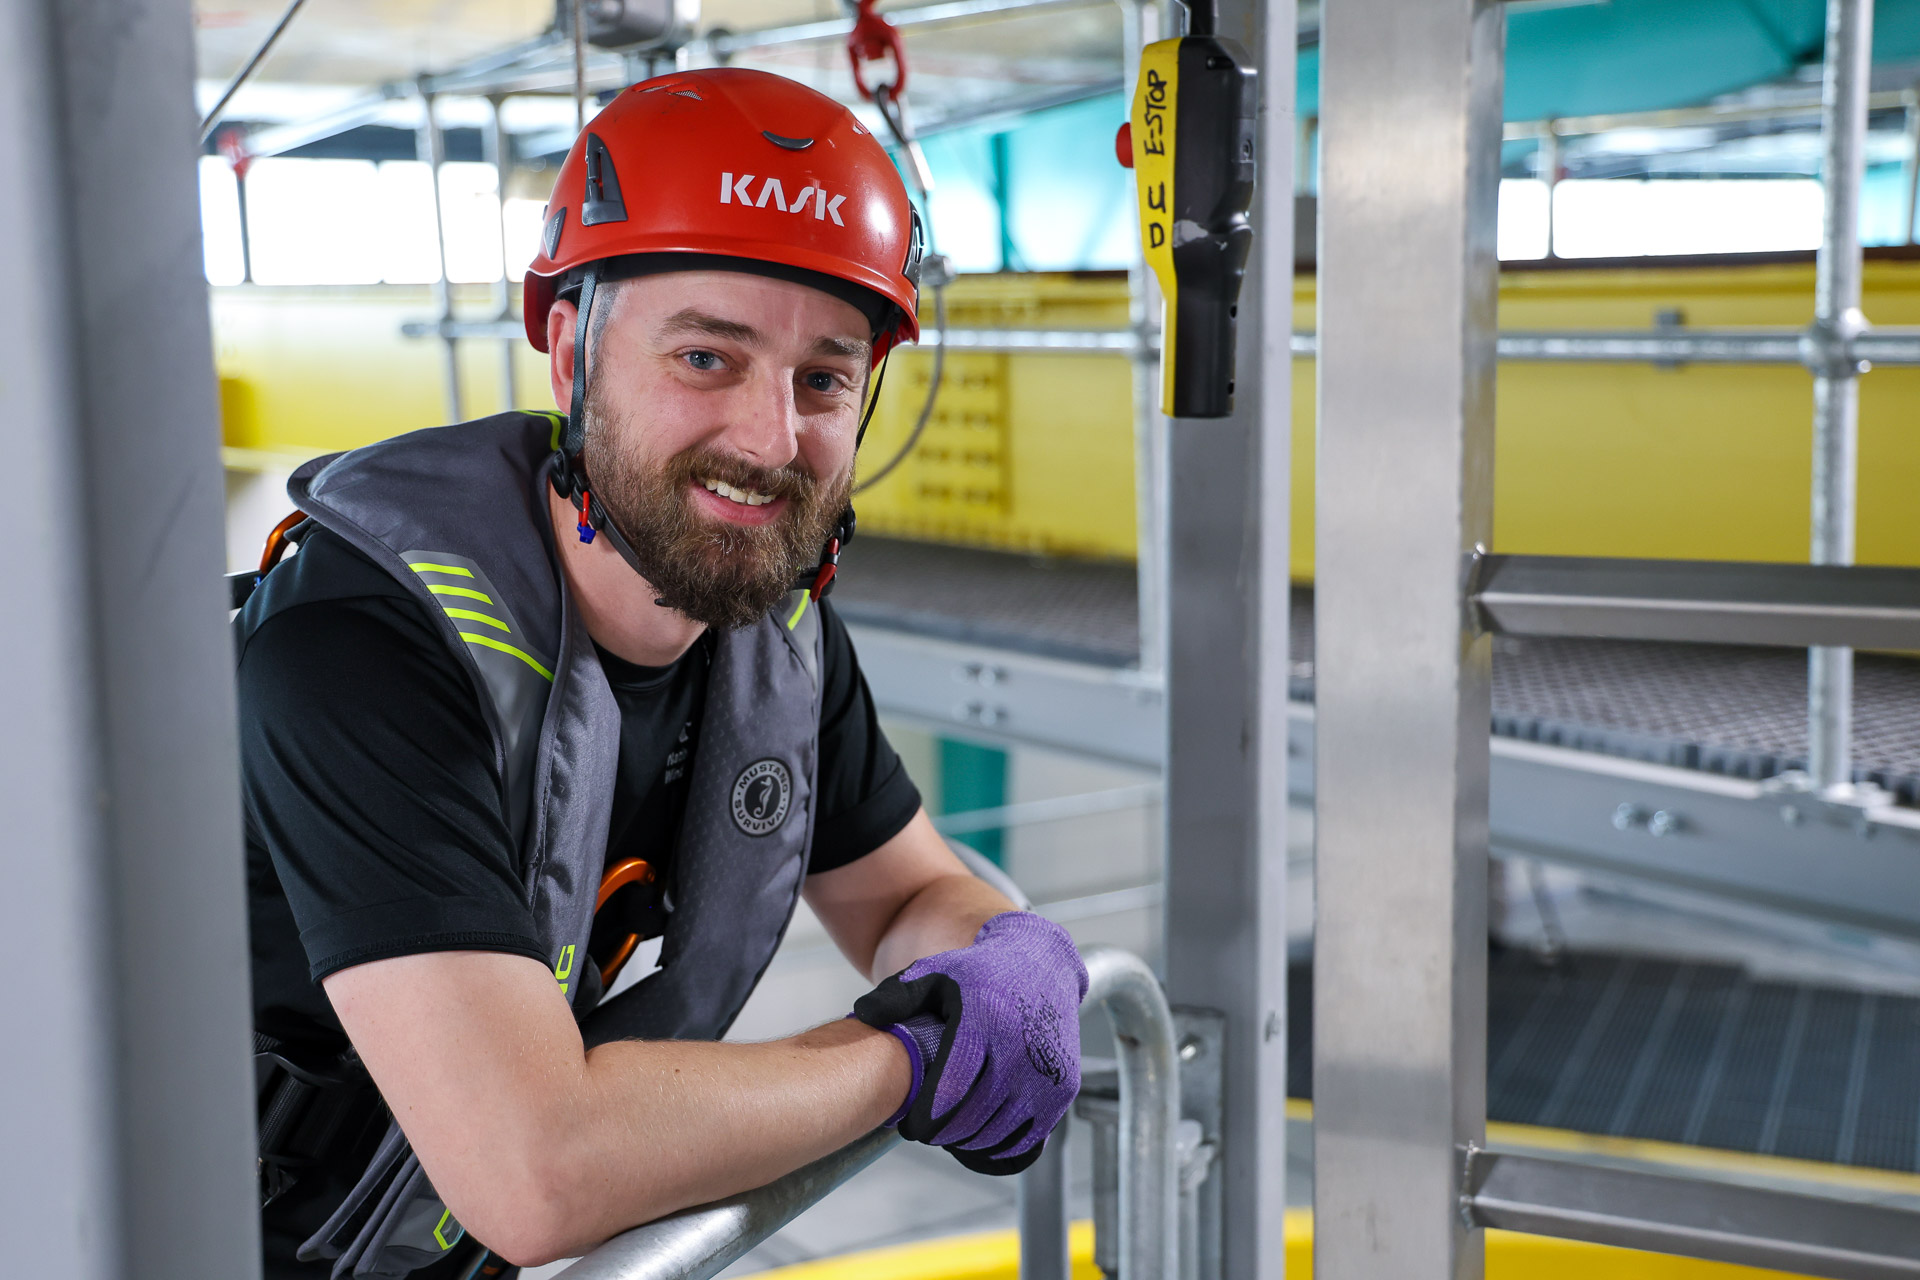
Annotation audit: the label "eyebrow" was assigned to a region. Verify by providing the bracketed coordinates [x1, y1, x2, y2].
[812, 334, 872, 362]
[658, 308, 761, 345]
[658, 307, 870, 362]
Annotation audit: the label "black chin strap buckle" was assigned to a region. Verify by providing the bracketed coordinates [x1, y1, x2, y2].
[801, 506, 856, 601]
[548, 448, 604, 547]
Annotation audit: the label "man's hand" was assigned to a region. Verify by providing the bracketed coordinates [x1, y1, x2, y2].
[854, 912, 1088, 1175]
[322, 952, 911, 1268]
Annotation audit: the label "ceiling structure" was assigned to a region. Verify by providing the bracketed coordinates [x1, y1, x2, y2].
[193, 0, 1920, 184]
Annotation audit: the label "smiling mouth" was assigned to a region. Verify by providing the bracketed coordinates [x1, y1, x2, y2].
[700, 476, 779, 507]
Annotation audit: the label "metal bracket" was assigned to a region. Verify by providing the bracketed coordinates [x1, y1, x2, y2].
[1173, 1007, 1225, 1280]
[1460, 1145, 1920, 1279]
[1799, 309, 1872, 379]
[1460, 544, 1494, 637]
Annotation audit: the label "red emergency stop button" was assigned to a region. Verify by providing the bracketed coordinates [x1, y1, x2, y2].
[1115, 122, 1133, 168]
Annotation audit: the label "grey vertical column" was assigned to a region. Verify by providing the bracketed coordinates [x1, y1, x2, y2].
[1807, 0, 1873, 794]
[1160, 0, 1294, 1277]
[1314, 0, 1504, 1277]
[0, 0, 258, 1277]
[1122, 0, 1169, 680]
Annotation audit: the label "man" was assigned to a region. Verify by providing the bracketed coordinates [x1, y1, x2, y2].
[239, 69, 1087, 1278]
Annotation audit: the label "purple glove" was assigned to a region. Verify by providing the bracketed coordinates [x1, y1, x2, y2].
[855, 912, 1088, 1175]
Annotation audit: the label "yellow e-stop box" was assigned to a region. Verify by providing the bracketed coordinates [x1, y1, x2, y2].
[1118, 6, 1258, 419]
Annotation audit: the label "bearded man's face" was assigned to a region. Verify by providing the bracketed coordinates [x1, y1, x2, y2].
[564, 270, 870, 631]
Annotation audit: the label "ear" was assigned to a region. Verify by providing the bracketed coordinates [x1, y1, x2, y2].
[547, 298, 578, 414]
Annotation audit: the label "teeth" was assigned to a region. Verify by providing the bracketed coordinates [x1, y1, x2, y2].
[701, 477, 775, 507]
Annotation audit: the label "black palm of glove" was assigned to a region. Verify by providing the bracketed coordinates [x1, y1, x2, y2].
[854, 911, 1088, 1176]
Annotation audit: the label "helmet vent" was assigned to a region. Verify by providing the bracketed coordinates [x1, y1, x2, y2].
[763, 131, 814, 151]
[671, 89, 703, 100]
[580, 133, 629, 226]
[543, 206, 567, 259]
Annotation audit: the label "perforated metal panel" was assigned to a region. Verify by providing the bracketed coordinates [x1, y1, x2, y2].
[837, 537, 1920, 801]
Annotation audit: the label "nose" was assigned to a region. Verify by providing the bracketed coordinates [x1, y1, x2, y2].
[715, 367, 801, 470]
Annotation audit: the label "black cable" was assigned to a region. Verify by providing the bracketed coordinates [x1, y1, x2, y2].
[854, 83, 947, 495]
[854, 282, 945, 494]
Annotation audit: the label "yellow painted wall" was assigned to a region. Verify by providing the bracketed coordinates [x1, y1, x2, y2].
[212, 260, 1920, 578]
[213, 283, 551, 463]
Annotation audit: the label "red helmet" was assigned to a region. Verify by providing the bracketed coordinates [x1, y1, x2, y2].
[523, 67, 922, 359]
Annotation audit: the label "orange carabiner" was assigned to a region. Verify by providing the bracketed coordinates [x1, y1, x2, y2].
[594, 858, 656, 985]
[259, 509, 308, 575]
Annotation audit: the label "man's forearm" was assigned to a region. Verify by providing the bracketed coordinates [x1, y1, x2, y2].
[867, 873, 1014, 982]
[527, 1018, 908, 1261]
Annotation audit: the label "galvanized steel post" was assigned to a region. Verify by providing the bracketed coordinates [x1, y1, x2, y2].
[1315, 0, 1504, 1277]
[1, 0, 257, 1274]
[1160, 0, 1295, 1276]
[1120, 0, 1169, 680]
[1808, 0, 1874, 795]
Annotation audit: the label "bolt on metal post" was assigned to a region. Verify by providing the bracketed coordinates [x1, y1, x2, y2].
[1808, 0, 1874, 796]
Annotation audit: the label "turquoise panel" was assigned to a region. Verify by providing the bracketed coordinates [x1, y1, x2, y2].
[939, 738, 1009, 866]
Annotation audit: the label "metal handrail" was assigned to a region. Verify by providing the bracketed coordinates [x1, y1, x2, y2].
[552, 1129, 901, 1280]
[554, 943, 1180, 1280]
[1082, 945, 1181, 1280]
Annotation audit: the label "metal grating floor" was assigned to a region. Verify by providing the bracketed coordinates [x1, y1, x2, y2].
[834, 536, 1141, 666]
[836, 535, 1920, 802]
[1287, 950, 1920, 1172]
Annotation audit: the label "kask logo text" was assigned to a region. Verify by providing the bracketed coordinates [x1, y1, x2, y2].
[721, 173, 847, 226]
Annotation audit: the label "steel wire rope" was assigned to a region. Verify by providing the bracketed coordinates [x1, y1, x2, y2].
[199, 0, 311, 143]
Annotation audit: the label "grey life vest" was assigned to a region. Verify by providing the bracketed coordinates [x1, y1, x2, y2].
[270, 412, 823, 1277]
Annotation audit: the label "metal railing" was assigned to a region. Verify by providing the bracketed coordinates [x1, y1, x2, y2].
[1316, 0, 1920, 1276]
[552, 944, 1179, 1280]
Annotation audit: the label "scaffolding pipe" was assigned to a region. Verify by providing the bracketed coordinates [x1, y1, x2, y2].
[485, 94, 519, 415]
[413, 84, 463, 423]
[1286, 327, 1920, 366]
[1901, 85, 1920, 244]
[571, 0, 588, 133]
[1810, 0, 1873, 795]
[554, 945, 1178, 1280]
[1539, 123, 1561, 259]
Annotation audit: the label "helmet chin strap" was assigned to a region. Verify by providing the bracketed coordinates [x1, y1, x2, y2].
[550, 267, 678, 609]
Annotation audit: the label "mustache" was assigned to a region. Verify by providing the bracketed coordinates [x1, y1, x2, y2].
[668, 447, 816, 504]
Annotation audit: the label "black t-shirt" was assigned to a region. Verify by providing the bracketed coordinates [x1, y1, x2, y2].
[238, 526, 919, 1275]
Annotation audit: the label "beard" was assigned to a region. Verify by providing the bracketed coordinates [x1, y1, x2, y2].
[579, 391, 852, 632]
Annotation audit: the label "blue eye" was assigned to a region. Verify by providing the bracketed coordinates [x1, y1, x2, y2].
[805, 371, 840, 393]
[685, 350, 722, 371]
